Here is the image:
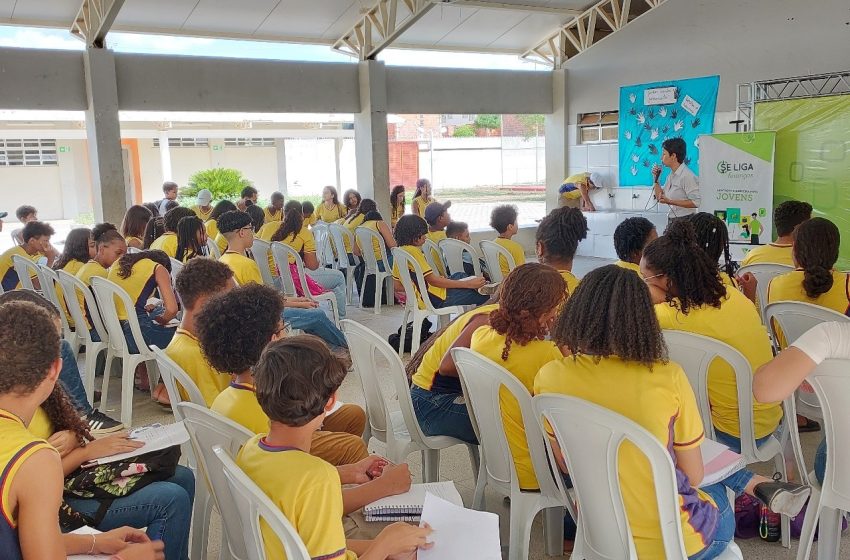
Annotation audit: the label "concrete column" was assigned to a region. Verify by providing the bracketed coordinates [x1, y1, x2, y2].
[354, 60, 391, 219]
[83, 47, 129, 224]
[333, 137, 343, 191]
[158, 130, 172, 182]
[274, 138, 288, 196]
[544, 68, 569, 214]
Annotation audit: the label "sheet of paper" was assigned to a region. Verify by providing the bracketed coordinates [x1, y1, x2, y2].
[418, 493, 501, 560]
[90, 422, 189, 465]
[365, 481, 463, 512]
[67, 526, 109, 559]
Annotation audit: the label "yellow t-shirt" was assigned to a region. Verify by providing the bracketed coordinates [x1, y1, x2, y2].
[259, 224, 317, 267]
[237, 435, 357, 560]
[560, 173, 590, 200]
[470, 326, 561, 490]
[220, 252, 264, 286]
[0, 246, 38, 292]
[316, 203, 346, 223]
[615, 260, 641, 273]
[558, 270, 580, 298]
[26, 407, 53, 440]
[264, 207, 283, 224]
[767, 270, 850, 348]
[125, 235, 143, 249]
[392, 245, 445, 309]
[423, 232, 447, 276]
[57, 260, 85, 328]
[76, 260, 109, 329]
[413, 304, 499, 393]
[342, 214, 366, 253]
[655, 288, 781, 438]
[357, 220, 385, 262]
[166, 329, 230, 407]
[534, 356, 718, 559]
[412, 196, 433, 217]
[741, 243, 794, 267]
[211, 382, 269, 434]
[205, 219, 219, 241]
[303, 214, 317, 227]
[150, 232, 178, 258]
[190, 205, 214, 222]
[213, 233, 228, 254]
[391, 204, 404, 228]
[719, 272, 739, 291]
[425, 230, 446, 244]
[106, 258, 160, 321]
[493, 238, 526, 278]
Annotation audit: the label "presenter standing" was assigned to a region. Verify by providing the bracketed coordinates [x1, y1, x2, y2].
[652, 137, 700, 225]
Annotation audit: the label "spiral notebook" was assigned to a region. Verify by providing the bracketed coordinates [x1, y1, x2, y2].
[699, 438, 746, 487]
[364, 481, 463, 522]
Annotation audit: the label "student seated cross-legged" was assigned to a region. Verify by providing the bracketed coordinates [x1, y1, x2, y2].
[0, 300, 164, 560]
[237, 334, 433, 560]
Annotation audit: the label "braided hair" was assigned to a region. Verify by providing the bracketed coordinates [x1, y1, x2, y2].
[682, 212, 737, 277]
[642, 220, 726, 314]
[142, 217, 165, 249]
[53, 228, 92, 270]
[793, 217, 839, 299]
[271, 202, 304, 243]
[92, 222, 124, 247]
[535, 207, 589, 265]
[175, 215, 206, 262]
[613, 217, 656, 263]
[488, 263, 565, 361]
[115, 249, 171, 279]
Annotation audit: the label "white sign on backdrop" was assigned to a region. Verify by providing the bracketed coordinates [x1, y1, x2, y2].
[644, 86, 678, 105]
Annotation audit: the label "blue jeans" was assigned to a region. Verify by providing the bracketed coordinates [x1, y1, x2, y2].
[429, 272, 489, 308]
[308, 266, 347, 318]
[64, 465, 195, 560]
[712, 429, 776, 495]
[814, 438, 826, 485]
[688, 483, 736, 560]
[284, 307, 347, 349]
[121, 311, 175, 354]
[59, 339, 93, 415]
[410, 385, 477, 444]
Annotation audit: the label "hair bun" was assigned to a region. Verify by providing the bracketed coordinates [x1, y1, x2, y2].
[664, 220, 698, 246]
[91, 222, 117, 240]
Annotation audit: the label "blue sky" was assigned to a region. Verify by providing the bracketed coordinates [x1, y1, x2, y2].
[0, 24, 539, 71]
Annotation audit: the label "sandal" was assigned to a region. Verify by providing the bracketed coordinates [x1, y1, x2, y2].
[797, 417, 821, 433]
[151, 383, 172, 408]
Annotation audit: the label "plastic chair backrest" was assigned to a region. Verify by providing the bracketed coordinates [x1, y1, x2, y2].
[807, 359, 850, 508]
[177, 404, 252, 560]
[12, 254, 40, 291]
[169, 258, 184, 281]
[479, 240, 516, 283]
[737, 263, 794, 318]
[311, 223, 331, 267]
[354, 226, 390, 274]
[327, 224, 354, 270]
[452, 348, 566, 499]
[533, 394, 688, 560]
[421, 239, 445, 277]
[39, 266, 73, 340]
[269, 242, 301, 297]
[662, 330, 756, 454]
[764, 301, 850, 349]
[56, 270, 108, 343]
[391, 247, 439, 313]
[250, 239, 276, 287]
[90, 277, 150, 359]
[213, 445, 311, 560]
[206, 237, 222, 259]
[151, 346, 206, 419]
[439, 238, 482, 277]
[126, 246, 142, 254]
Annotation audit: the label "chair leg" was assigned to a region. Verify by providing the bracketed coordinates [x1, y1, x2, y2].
[795, 489, 821, 560]
[472, 455, 487, 511]
[422, 449, 440, 483]
[543, 507, 565, 557]
[190, 481, 212, 560]
[411, 315, 424, 355]
[100, 350, 114, 411]
[359, 274, 367, 310]
[120, 356, 136, 427]
[374, 274, 383, 315]
[397, 310, 409, 357]
[83, 346, 98, 404]
[467, 445, 481, 479]
[774, 452, 792, 548]
[817, 507, 842, 560]
[508, 494, 535, 560]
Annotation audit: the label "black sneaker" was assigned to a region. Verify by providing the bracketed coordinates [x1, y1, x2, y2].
[85, 409, 124, 436]
[753, 481, 811, 517]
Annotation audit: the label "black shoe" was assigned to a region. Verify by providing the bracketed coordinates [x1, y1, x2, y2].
[753, 481, 811, 517]
[85, 409, 124, 436]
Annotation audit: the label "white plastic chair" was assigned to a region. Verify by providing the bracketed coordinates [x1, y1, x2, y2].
[56, 270, 109, 403]
[206, 237, 222, 259]
[179, 403, 253, 560]
[452, 348, 570, 560]
[90, 277, 160, 427]
[533, 394, 743, 560]
[794, 359, 850, 560]
[439, 237, 483, 278]
[391, 247, 464, 356]
[326, 223, 356, 304]
[340, 319, 479, 482]
[169, 258, 184, 286]
[213, 445, 312, 560]
[12, 254, 40, 291]
[38, 265, 77, 352]
[311, 222, 331, 268]
[422, 238, 446, 277]
[126, 246, 142, 254]
[480, 240, 516, 283]
[738, 263, 794, 320]
[663, 329, 793, 547]
[270, 242, 340, 325]
[249, 239, 277, 288]
[354, 226, 393, 314]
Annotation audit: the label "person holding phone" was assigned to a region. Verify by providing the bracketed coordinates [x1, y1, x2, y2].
[652, 137, 700, 224]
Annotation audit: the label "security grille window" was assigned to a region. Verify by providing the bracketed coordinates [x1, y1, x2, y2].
[577, 111, 619, 144]
[0, 139, 58, 166]
[152, 138, 210, 147]
[223, 138, 276, 147]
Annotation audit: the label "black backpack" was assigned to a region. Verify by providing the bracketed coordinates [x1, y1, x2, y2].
[388, 318, 432, 353]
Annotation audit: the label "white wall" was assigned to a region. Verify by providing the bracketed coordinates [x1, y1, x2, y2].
[221, 147, 279, 193]
[0, 166, 63, 219]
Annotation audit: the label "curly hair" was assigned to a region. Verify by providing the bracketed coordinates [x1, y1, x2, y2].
[120, 205, 153, 240]
[92, 222, 123, 247]
[614, 217, 656, 263]
[163, 206, 194, 233]
[254, 335, 347, 427]
[15, 205, 36, 221]
[142, 217, 165, 249]
[53, 228, 92, 270]
[271, 204, 304, 243]
[488, 263, 565, 361]
[22, 221, 55, 243]
[552, 265, 668, 370]
[490, 205, 518, 234]
[0, 301, 60, 395]
[343, 189, 362, 211]
[793, 217, 839, 299]
[394, 214, 428, 246]
[535, 207, 588, 264]
[196, 283, 284, 374]
[175, 216, 206, 262]
[216, 210, 253, 236]
[245, 204, 265, 233]
[115, 250, 171, 279]
[775, 200, 812, 237]
[210, 200, 237, 222]
[682, 212, 737, 277]
[642, 220, 725, 314]
[175, 257, 233, 310]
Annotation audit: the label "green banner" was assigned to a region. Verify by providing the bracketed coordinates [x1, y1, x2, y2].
[755, 95, 850, 269]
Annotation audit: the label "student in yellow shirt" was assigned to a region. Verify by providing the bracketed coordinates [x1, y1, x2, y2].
[51, 228, 94, 328]
[238, 186, 259, 212]
[264, 191, 284, 224]
[142, 215, 165, 250]
[423, 201, 450, 244]
[301, 201, 317, 227]
[490, 204, 526, 278]
[11, 205, 59, 264]
[558, 172, 601, 211]
[613, 216, 657, 273]
[0, 301, 164, 560]
[411, 178, 434, 218]
[353, 209, 396, 272]
[119, 205, 153, 251]
[0, 221, 54, 291]
[76, 224, 127, 335]
[174, 215, 208, 263]
[535, 207, 588, 296]
[684, 213, 740, 290]
[218, 211, 265, 285]
[236, 334, 432, 560]
[150, 207, 194, 258]
[189, 189, 214, 222]
[342, 189, 362, 221]
[316, 186, 347, 223]
[389, 184, 406, 229]
[204, 200, 237, 252]
[342, 198, 375, 255]
[741, 200, 812, 266]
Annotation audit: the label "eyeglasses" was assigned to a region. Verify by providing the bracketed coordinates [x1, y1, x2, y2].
[273, 322, 292, 338]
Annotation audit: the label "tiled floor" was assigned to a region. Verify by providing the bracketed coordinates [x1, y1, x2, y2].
[105, 256, 846, 559]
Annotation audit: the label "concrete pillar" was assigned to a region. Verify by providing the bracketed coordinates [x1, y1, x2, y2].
[274, 138, 288, 196]
[544, 68, 569, 214]
[83, 47, 129, 224]
[333, 138, 343, 191]
[158, 130, 173, 182]
[354, 60, 391, 219]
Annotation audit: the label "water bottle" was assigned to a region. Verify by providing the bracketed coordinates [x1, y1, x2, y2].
[759, 505, 781, 542]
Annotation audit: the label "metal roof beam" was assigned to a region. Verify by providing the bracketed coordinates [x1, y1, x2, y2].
[333, 0, 435, 60]
[70, 0, 126, 48]
[445, 1, 582, 16]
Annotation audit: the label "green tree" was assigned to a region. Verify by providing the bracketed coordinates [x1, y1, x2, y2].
[517, 114, 545, 139]
[474, 114, 501, 130]
[181, 168, 252, 201]
[453, 124, 475, 138]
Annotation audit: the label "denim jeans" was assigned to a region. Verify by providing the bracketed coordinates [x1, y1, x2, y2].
[283, 307, 347, 349]
[307, 266, 347, 318]
[688, 483, 736, 560]
[121, 311, 175, 354]
[410, 385, 477, 444]
[429, 272, 489, 308]
[712, 429, 776, 495]
[64, 465, 195, 560]
[814, 437, 826, 485]
[59, 339, 93, 415]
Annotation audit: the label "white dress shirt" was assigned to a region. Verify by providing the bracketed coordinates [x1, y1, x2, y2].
[662, 163, 700, 219]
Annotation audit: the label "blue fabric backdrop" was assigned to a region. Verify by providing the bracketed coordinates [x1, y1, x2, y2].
[618, 75, 720, 186]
